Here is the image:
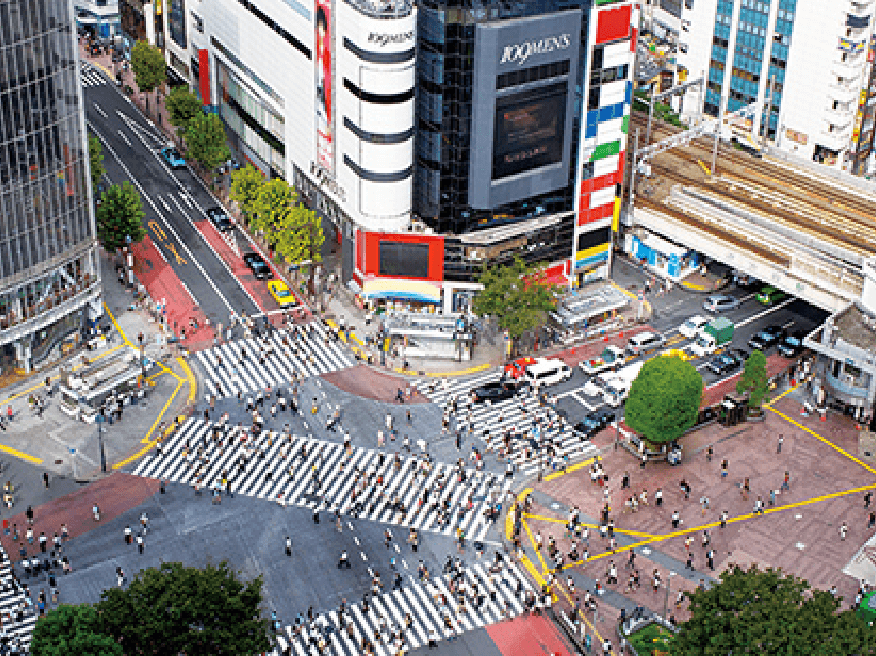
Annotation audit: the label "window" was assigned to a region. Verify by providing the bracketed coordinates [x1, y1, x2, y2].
[192, 12, 204, 33]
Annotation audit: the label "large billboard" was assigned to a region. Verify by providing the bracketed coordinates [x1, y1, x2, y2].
[469, 10, 582, 210]
[315, 0, 334, 172]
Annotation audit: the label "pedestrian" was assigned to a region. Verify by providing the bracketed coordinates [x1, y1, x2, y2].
[741, 477, 750, 501]
[137, 534, 144, 554]
[285, 536, 292, 557]
[38, 532, 47, 553]
[777, 435, 783, 454]
[866, 492, 873, 509]
[720, 510, 728, 529]
[840, 522, 848, 541]
[25, 505, 33, 526]
[655, 488, 663, 507]
[869, 512, 875, 529]
[61, 524, 68, 541]
[338, 550, 351, 569]
[706, 549, 715, 571]
[93, 504, 100, 521]
[671, 510, 680, 529]
[124, 526, 132, 545]
[42, 472, 49, 489]
[781, 471, 791, 492]
[706, 445, 713, 462]
[721, 459, 728, 478]
[685, 553, 694, 571]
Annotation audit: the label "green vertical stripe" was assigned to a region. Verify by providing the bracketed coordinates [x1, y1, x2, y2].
[621, 115, 630, 134]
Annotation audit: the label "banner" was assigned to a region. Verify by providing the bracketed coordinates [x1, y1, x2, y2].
[315, 0, 334, 172]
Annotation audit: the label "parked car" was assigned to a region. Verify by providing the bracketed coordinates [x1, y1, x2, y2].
[579, 346, 625, 376]
[583, 371, 619, 397]
[243, 252, 273, 280]
[160, 146, 186, 170]
[777, 330, 806, 358]
[703, 294, 741, 313]
[206, 207, 233, 232]
[706, 350, 746, 375]
[472, 379, 529, 403]
[679, 315, 710, 339]
[757, 285, 787, 305]
[747, 324, 787, 351]
[573, 408, 617, 439]
[521, 358, 572, 388]
[624, 331, 665, 358]
[267, 280, 295, 307]
[504, 357, 537, 380]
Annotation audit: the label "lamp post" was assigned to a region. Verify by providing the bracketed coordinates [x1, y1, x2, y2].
[662, 570, 677, 619]
[97, 407, 108, 473]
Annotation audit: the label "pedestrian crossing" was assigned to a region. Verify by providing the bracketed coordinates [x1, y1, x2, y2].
[0, 545, 38, 653]
[195, 322, 355, 399]
[413, 375, 600, 477]
[132, 418, 510, 544]
[270, 560, 536, 656]
[80, 62, 107, 88]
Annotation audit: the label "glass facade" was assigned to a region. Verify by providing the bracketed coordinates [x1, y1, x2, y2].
[0, 0, 100, 366]
[414, 0, 587, 280]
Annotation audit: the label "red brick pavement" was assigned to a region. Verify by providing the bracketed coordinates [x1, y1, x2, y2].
[528, 405, 875, 616]
[0, 473, 159, 561]
[321, 365, 428, 404]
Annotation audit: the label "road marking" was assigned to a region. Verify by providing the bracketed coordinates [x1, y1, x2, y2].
[93, 103, 107, 118]
[361, 552, 368, 561]
[179, 191, 193, 209]
[158, 196, 171, 212]
[88, 122, 237, 315]
[739, 292, 756, 303]
[402, 559, 408, 570]
[394, 544, 400, 553]
[117, 130, 130, 147]
[168, 193, 187, 217]
[735, 297, 796, 328]
[179, 281, 197, 304]
[353, 537, 360, 546]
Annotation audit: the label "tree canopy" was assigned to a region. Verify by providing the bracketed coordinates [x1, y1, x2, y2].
[472, 258, 558, 340]
[737, 349, 770, 411]
[229, 164, 265, 224]
[185, 113, 231, 172]
[274, 204, 324, 268]
[130, 41, 166, 94]
[165, 86, 203, 133]
[95, 182, 146, 253]
[625, 354, 702, 444]
[32, 562, 273, 656]
[88, 135, 105, 189]
[252, 178, 296, 236]
[670, 564, 876, 655]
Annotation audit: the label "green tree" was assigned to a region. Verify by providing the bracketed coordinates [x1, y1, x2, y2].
[32, 604, 124, 656]
[252, 178, 296, 238]
[165, 86, 203, 133]
[94, 561, 273, 656]
[130, 40, 166, 94]
[95, 182, 146, 253]
[229, 164, 265, 225]
[88, 135, 105, 189]
[273, 204, 324, 268]
[736, 349, 770, 411]
[625, 354, 702, 445]
[669, 564, 876, 655]
[185, 112, 231, 172]
[472, 258, 558, 343]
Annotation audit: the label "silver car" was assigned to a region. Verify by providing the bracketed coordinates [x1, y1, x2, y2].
[702, 294, 741, 313]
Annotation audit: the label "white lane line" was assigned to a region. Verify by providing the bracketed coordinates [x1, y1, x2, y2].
[159, 196, 171, 212]
[571, 392, 596, 411]
[706, 371, 742, 389]
[739, 293, 756, 303]
[117, 130, 131, 146]
[93, 103, 107, 118]
[735, 297, 795, 328]
[88, 122, 237, 316]
[179, 191, 193, 209]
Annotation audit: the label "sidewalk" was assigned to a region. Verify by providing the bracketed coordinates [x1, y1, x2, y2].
[0, 254, 194, 479]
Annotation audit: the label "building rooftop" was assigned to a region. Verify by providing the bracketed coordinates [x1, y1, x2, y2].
[832, 303, 876, 353]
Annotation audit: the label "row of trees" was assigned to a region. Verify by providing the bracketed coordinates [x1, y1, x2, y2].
[30, 562, 273, 655]
[131, 41, 230, 173]
[88, 135, 146, 253]
[229, 165, 325, 276]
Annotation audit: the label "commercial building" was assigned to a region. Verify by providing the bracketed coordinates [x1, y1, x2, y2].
[0, 0, 103, 373]
[74, 0, 121, 39]
[142, 0, 638, 311]
[678, 0, 876, 173]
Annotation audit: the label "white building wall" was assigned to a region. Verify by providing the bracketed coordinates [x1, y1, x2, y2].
[678, 0, 716, 124]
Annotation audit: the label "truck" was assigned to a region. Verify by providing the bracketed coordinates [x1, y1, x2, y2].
[685, 317, 734, 358]
[602, 360, 645, 408]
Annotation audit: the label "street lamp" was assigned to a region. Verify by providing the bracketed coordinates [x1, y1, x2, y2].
[662, 570, 677, 619]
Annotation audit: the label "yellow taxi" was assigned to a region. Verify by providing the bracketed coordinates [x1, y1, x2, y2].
[661, 348, 695, 361]
[267, 280, 296, 307]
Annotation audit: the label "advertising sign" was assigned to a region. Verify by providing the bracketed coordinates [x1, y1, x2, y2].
[315, 0, 334, 172]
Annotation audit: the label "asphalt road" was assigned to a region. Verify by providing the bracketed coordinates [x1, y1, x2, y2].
[83, 77, 261, 325]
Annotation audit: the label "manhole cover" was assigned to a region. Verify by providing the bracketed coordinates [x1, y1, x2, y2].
[795, 514, 802, 520]
[796, 542, 805, 550]
[54, 460, 63, 465]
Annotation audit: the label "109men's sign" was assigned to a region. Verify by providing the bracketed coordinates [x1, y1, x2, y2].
[500, 33, 572, 66]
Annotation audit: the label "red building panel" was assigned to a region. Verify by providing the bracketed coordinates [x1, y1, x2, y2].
[355, 228, 363, 273]
[630, 27, 638, 51]
[596, 4, 632, 44]
[616, 150, 626, 183]
[361, 231, 444, 281]
[198, 49, 210, 104]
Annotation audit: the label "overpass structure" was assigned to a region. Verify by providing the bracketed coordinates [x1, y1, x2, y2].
[626, 116, 876, 313]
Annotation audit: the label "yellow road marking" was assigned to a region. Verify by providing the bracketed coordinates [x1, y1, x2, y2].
[0, 444, 42, 465]
[177, 357, 197, 403]
[116, 376, 184, 467]
[767, 405, 876, 476]
[104, 303, 132, 347]
[611, 281, 638, 301]
[544, 457, 597, 482]
[697, 159, 711, 175]
[522, 514, 660, 539]
[521, 515, 551, 576]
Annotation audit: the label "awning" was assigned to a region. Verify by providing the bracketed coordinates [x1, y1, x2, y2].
[361, 278, 442, 304]
[848, 14, 870, 29]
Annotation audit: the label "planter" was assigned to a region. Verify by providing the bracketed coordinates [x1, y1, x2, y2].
[619, 617, 677, 656]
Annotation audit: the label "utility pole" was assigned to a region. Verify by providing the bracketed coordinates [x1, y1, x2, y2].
[711, 103, 723, 178]
[697, 69, 706, 127]
[761, 74, 775, 151]
[628, 128, 641, 215]
[646, 84, 656, 145]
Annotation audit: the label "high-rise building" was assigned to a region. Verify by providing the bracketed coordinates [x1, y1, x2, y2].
[0, 0, 102, 373]
[153, 0, 637, 311]
[679, 0, 876, 173]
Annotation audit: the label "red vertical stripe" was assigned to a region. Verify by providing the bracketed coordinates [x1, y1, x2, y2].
[198, 49, 210, 104]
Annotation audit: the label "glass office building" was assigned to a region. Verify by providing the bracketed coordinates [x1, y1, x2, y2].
[0, 0, 102, 373]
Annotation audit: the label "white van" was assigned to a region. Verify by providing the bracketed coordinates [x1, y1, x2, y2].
[603, 360, 645, 407]
[523, 358, 572, 388]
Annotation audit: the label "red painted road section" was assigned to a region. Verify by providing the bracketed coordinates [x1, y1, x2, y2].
[486, 615, 574, 656]
[192, 218, 279, 314]
[131, 235, 212, 350]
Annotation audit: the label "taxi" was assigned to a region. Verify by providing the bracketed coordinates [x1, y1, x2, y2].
[267, 280, 296, 307]
[661, 348, 695, 361]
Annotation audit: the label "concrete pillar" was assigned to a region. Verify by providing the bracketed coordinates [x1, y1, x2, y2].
[14, 340, 31, 374]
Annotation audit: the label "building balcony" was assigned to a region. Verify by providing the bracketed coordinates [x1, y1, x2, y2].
[824, 105, 855, 127]
[828, 82, 859, 105]
[832, 60, 865, 80]
[819, 126, 854, 151]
